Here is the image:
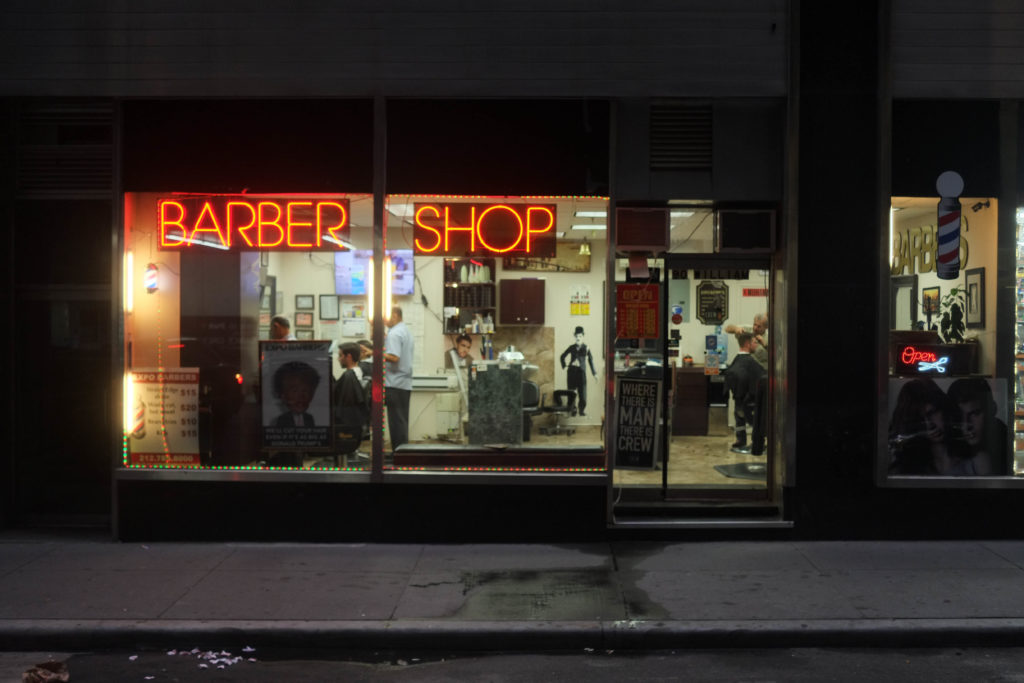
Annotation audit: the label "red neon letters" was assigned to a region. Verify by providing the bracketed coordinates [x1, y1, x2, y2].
[413, 203, 556, 257]
[900, 346, 938, 365]
[158, 197, 349, 251]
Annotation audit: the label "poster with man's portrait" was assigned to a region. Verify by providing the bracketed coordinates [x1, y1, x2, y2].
[260, 341, 332, 450]
[887, 377, 1008, 477]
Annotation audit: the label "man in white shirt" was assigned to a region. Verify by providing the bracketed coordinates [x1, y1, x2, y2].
[383, 306, 414, 450]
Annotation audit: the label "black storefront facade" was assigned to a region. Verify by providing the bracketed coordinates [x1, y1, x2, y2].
[5, 2, 1024, 541]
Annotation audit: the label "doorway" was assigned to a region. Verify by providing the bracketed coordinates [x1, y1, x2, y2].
[610, 253, 776, 520]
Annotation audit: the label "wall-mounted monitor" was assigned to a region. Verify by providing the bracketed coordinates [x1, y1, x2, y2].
[334, 249, 415, 296]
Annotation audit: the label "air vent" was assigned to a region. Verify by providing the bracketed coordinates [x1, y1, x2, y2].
[649, 102, 712, 171]
[16, 100, 114, 198]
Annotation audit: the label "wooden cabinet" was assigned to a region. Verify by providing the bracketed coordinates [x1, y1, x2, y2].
[499, 278, 545, 325]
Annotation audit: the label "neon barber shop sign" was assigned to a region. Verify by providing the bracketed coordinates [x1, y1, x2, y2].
[158, 196, 349, 251]
[899, 346, 949, 373]
[413, 203, 556, 257]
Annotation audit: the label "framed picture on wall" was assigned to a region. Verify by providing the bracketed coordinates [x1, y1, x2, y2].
[965, 267, 985, 328]
[260, 276, 276, 313]
[922, 286, 940, 315]
[295, 311, 314, 328]
[295, 329, 315, 340]
[319, 294, 340, 320]
[295, 294, 315, 310]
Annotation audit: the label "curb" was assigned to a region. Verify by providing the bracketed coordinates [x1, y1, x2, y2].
[4, 619, 1024, 652]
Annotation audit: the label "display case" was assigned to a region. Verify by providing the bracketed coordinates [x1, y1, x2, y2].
[443, 257, 496, 334]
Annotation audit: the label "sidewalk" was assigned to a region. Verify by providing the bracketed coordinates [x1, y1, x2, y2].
[3, 531, 1024, 652]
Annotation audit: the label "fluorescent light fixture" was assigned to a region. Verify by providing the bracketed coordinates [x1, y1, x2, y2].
[556, 231, 565, 238]
[670, 210, 695, 219]
[574, 211, 607, 218]
[571, 224, 606, 231]
[123, 372, 134, 434]
[323, 234, 355, 250]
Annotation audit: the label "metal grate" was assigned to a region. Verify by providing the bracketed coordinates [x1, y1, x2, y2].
[649, 101, 712, 171]
[16, 100, 114, 198]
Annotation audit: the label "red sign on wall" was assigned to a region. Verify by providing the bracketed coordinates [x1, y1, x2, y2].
[616, 284, 660, 339]
[413, 203, 556, 257]
[158, 195, 350, 251]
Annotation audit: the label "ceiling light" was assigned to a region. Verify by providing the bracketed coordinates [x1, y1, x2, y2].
[571, 224, 606, 231]
[574, 211, 607, 218]
[670, 210, 695, 219]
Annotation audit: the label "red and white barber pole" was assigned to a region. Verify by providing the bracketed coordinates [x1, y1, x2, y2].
[935, 170, 963, 280]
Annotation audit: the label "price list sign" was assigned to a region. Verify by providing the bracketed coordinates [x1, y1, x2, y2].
[616, 284, 660, 339]
[127, 368, 201, 466]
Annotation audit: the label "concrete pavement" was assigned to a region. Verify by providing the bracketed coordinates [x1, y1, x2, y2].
[3, 531, 1024, 652]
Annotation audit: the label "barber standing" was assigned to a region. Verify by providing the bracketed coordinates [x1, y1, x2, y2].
[383, 306, 413, 450]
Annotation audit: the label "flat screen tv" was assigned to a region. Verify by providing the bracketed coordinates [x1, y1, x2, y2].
[334, 249, 414, 296]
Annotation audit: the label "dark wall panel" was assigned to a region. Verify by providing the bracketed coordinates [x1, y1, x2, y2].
[122, 100, 373, 193]
[387, 100, 609, 196]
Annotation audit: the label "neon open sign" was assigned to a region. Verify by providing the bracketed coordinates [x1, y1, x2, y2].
[413, 203, 556, 257]
[158, 196, 350, 251]
[899, 345, 949, 373]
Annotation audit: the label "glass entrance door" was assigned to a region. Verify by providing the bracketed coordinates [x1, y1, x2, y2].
[611, 253, 773, 510]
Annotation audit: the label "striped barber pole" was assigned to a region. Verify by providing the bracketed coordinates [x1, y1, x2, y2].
[935, 171, 964, 281]
[936, 197, 960, 280]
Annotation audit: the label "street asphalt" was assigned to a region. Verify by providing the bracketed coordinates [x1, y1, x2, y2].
[3, 530, 1024, 653]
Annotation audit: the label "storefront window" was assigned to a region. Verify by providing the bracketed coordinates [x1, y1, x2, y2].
[887, 193, 1013, 477]
[122, 192, 374, 471]
[381, 195, 608, 472]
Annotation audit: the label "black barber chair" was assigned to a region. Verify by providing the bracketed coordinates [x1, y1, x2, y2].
[539, 390, 577, 436]
[522, 380, 542, 441]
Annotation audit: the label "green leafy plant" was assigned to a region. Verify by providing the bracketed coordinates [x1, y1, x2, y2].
[939, 286, 965, 343]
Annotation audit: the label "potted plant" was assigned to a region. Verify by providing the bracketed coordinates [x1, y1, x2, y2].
[939, 287, 965, 343]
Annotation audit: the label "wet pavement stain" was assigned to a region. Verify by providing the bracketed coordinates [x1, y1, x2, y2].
[454, 569, 626, 620]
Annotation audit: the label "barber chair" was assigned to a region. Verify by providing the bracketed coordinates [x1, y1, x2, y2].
[539, 389, 577, 436]
[522, 380, 543, 441]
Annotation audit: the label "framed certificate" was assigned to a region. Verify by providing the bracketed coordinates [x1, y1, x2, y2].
[319, 294, 340, 320]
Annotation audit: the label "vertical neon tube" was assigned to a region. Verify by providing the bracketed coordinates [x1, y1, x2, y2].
[124, 251, 134, 313]
[383, 255, 394, 322]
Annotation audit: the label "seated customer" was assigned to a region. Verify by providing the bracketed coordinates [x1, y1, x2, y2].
[724, 332, 765, 454]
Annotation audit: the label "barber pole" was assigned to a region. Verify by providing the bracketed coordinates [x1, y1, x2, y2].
[935, 171, 964, 280]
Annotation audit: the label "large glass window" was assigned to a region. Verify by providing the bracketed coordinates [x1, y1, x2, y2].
[381, 195, 609, 472]
[122, 192, 374, 471]
[887, 194, 1013, 477]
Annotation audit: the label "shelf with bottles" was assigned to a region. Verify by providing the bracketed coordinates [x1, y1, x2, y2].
[443, 257, 495, 309]
[444, 308, 496, 335]
[444, 257, 496, 285]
